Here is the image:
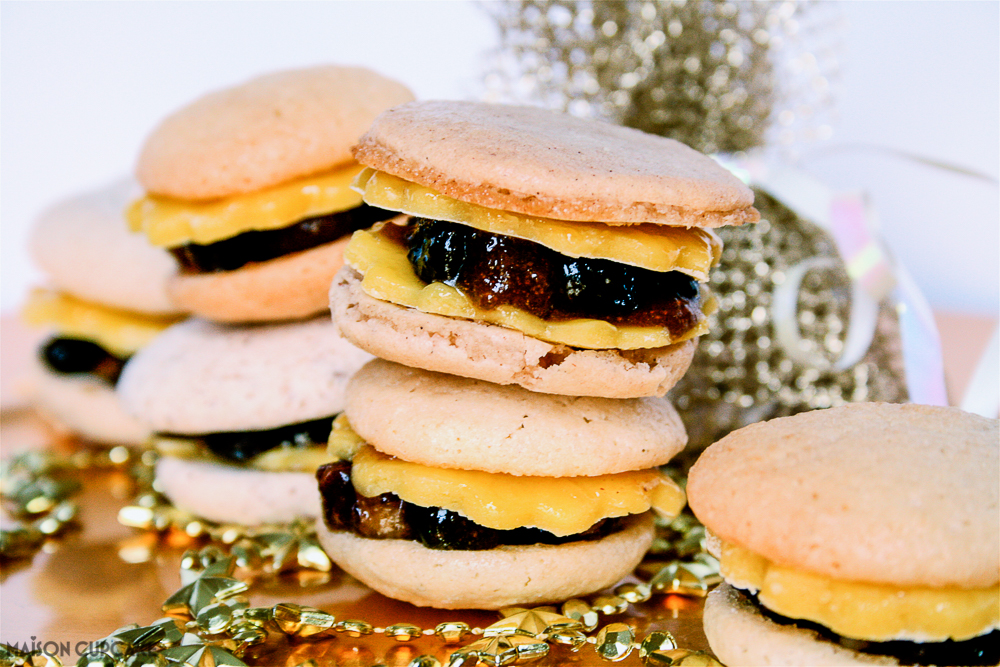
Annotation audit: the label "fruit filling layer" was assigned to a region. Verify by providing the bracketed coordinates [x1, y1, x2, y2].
[41, 337, 127, 385]
[156, 416, 335, 472]
[316, 460, 628, 551]
[746, 590, 1000, 667]
[171, 203, 397, 273]
[402, 219, 703, 335]
[345, 224, 710, 350]
[715, 536, 1000, 642]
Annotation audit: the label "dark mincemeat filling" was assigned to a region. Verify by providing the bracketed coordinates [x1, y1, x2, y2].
[161, 416, 334, 463]
[747, 590, 1000, 666]
[172, 203, 398, 273]
[398, 218, 704, 338]
[316, 460, 625, 551]
[42, 337, 127, 385]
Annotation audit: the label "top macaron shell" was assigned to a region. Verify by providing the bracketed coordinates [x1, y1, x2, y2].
[117, 316, 373, 434]
[29, 179, 181, 315]
[344, 359, 688, 477]
[137, 65, 415, 200]
[352, 100, 757, 227]
[687, 402, 999, 589]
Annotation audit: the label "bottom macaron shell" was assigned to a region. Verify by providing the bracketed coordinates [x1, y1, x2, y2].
[169, 236, 351, 323]
[330, 268, 695, 398]
[155, 457, 322, 525]
[704, 584, 899, 666]
[30, 357, 151, 446]
[316, 513, 655, 610]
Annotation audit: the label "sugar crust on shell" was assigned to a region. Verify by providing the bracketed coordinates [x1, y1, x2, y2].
[688, 403, 999, 588]
[137, 65, 415, 200]
[167, 236, 351, 323]
[330, 267, 696, 398]
[345, 359, 687, 476]
[703, 584, 899, 667]
[29, 179, 181, 315]
[353, 100, 758, 227]
[315, 513, 654, 610]
[28, 356, 151, 446]
[155, 457, 321, 525]
[117, 316, 372, 434]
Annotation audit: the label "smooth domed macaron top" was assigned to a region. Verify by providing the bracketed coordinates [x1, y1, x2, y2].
[118, 316, 372, 433]
[29, 179, 181, 315]
[687, 402, 999, 588]
[137, 65, 414, 200]
[352, 100, 757, 227]
[344, 358, 688, 476]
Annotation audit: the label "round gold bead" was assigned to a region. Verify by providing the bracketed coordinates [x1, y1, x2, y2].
[594, 623, 635, 662]
[592, 595, 629, 615]
[614, 583, 651, 604]
[434, 622, 471, 644]
[386, 624, 423, 642]
[561, 599, 598, 632]
[335, 619, 374, 638]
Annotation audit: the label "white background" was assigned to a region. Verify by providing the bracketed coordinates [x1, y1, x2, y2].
[2, 1, 997, 316]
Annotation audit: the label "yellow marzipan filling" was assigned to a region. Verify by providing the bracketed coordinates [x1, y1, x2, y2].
[354, 168, 722, 279]
[717, 537, 1000, 642]
[153, 435, 328, 473]
[347, 444, 686, 537]
[345, 226, 708, 350]
[22, 288, 182, 357]
[127, 163, 365, 248]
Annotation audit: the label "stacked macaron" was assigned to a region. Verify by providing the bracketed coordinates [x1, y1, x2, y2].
[116, 65, 412, 524]
[316, 100, 759, 608]
[22, 179, 184, 446]
[687, 403, 999, 666]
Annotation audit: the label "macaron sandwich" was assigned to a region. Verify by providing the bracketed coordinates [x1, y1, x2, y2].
[687, 402, 999, 666]
[127, 65, 414, 323]
[331, 100, 758, 398]
[23, 179, 184, 445]
[313, 359, 690, 609]
[117, 317, 372, 525]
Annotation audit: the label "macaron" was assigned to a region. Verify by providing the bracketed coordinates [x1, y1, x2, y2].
[330, 100, 758, 398]
[117, 316, 372, 525]
[22, 179, 185, 445]
[314, 359, 689, 609]
[127, 65, 414, 323]
[687, 402, 999, 666]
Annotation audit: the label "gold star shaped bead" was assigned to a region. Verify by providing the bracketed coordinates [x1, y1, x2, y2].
[162, 576, 249, 619]
[161, 635, 246, 667]
[485, 608, 582, 639]
[649, 563, 710, 598]
[97, 624, 166, 657]
[456, 635, 549, 667]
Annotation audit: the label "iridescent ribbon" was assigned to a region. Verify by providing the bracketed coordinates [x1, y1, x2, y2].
[716, 154, 948, 405]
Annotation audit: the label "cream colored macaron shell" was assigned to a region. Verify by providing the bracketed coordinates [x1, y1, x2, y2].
[345, 359, 687, 477]
[137, 65, 415, 200]
[317, 514, 654, 610]
[703, 584, 900, 667]
[330, 267, 696, 398]
[155, 457, 321, 525]
[27, 355, 151, 446]
[29, 179, 180, 315]
[118, 316, 372, 434]
[688, 403, 998, 589]
[353, 100, 757, 227]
